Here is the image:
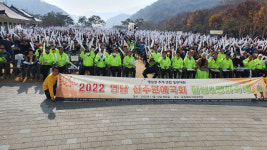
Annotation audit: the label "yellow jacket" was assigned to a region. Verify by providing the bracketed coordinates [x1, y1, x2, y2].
[43, 73, 58, 98]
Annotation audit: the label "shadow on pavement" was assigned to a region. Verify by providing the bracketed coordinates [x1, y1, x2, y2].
[40, 100, 56, 120]
[0, 83, 43, 94]
[40, 99, 267, 120]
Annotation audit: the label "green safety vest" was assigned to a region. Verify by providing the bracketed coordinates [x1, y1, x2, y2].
[221, 59, 233, 70]
[55, 52, 70, 66]
[218, 54, 226, 60]
[254, 58, 266, 70]
[149, 52, 161, 63]
[94, 52, 109, 68]
[108, 54, 121, 67]
[39, 52, 55, 65]
[184, 57, 196, 69]
[243, 58, 256, 70]
[123, 56, 136, 69]
[208, 57, 221, 69]
[80, 51, 95, 67]
[158, 56, 171, 69]
[171, 56, 183, 69]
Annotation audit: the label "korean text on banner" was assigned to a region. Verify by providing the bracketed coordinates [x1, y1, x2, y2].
[56, 74, 267, 100]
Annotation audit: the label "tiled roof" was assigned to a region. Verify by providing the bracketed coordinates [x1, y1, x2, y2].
[10, 6, 42, 22]
[17, 8, 33, 18]
[0, 2, 31, 21]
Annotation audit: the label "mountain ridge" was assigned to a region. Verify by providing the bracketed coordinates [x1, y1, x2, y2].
[130, 0, 220, 23]
[105, 14, 131, 28]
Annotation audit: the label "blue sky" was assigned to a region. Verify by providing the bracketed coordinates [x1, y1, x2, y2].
[42, 0, 157, 21]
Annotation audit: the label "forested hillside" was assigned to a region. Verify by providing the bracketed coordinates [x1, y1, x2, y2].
[157, 0, 266, 38]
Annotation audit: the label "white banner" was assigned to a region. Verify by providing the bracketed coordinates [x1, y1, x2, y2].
[56, 74, 267, 100]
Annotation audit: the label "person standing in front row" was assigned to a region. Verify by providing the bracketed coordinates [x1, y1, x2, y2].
[208, 52, 221, 78]
[123, 51, 136, 77]
[108, 49, 122, 77]
[158, 51, 172, 78]
[243, 54, 256, 77]
[171, 53, 184, 79]
[254, 54, 266, 77]
[221, 53, 234, 78]
[80, 47, 95, 75]
[94, 46, 109, 76]
[55, 47, 70, 73]
[184, 51, 196, 78]
[39, 46, 55, 81]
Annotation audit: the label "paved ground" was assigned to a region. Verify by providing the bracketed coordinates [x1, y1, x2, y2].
[1, 83, 267, 150]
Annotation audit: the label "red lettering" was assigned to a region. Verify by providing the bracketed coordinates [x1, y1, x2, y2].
[99, 84, 105, 93]
[79, 83, 85, 92]
[93, 84, 98, 92]
[86, 84, 91, 92]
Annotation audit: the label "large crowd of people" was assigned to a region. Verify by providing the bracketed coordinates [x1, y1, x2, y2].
[0, 25, 267, 80]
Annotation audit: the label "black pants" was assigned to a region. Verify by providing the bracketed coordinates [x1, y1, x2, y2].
[110, 67, 121, 77]
[184, 69, 196, 79]
[234, 70, 244, 78]
[143, 68, 158, 78]
[41, 65, 51, 81]
[173, 69, 183, 79]
[80, 66, 94, 75]
[96, 67, 107, 76]
[222, 71, 233, 78]
[256, 69, 266, 77]
[160, 69, 172, 78]
[124, 67, 136, 77]
[243, 70, 256, 77]
[143, 54, 148, 63]
[210, 69, 220, 78]
[0, 63, 8, 76]
[44, 81, 57, 99]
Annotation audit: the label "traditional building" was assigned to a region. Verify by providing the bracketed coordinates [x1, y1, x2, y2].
[10, 5, 42, 25]
[0, 2, 41, 27]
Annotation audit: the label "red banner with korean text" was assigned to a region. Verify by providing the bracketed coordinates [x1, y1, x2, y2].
[56, 74, 267, 100]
